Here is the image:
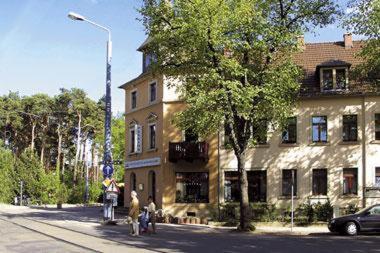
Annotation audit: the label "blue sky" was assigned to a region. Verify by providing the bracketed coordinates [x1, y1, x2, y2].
[0, 0, 357, 113]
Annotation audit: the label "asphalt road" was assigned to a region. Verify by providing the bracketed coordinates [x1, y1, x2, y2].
[1, 205, 380, 253]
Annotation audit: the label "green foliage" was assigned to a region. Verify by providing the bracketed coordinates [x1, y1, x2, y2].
[111, 114, 125, 182]
[140, 0, 340, 230]
[0, 143, 16, 203]
[296, 202, 314, 223]
[345, 0, 380, 82]
[89, 181, 102, 203]
[56, 183, 69, 204]
[314, 200, 333, 222]
[345, 204, 359, 214]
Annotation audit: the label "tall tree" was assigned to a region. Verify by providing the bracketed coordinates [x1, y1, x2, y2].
[345, 0, 380, 82]
[21, 94, 52, 153]
[140, 0, 340, 230]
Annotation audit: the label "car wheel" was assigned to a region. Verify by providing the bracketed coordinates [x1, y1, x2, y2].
[345, 222, 358, 236]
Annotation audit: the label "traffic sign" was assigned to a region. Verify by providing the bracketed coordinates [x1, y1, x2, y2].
[103, 165, 114, 176]
[106, 180, 119, 193]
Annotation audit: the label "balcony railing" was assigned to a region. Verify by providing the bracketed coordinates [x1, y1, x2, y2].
[169, 141, 209, 163]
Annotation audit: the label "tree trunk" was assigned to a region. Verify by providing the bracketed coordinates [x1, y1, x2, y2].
[40, 144, 45, 165]
[31, 122, 36, 151]
[237, 151, 252, 231]
[74, 112, 82, 182]
[56, 125, 62, 181]
[91, 142, 96, 182]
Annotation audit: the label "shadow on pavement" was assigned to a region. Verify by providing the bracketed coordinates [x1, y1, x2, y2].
[1, 206, 380, 253]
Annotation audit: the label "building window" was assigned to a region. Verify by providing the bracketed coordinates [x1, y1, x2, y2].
[224, 171, 267, 202]
[149, 82, 157, 102]
[282, 117, 297, 144]
[130, 128, 136, 153]
[343, 115, 358, 142]
[224, 172, 240, 202]
[143, 53, 156, 72]
[312, 116, 327, 142]
[131, 91, 137, 109]
[336, 69, 347, 90]
[282, 169, 297, 196]
[320, 68, 348, 91]
[175, 172, 209, 203]
[322, 69, 333, 90]
[376, 167, 380, 187]
[253, 120, 267, 144]
[312, 169, 328, 195]
[375, 114, 380, 140]
[343, 168, 358, 195]
[149, 124, 156, 149]
[248, 171, 267, 202]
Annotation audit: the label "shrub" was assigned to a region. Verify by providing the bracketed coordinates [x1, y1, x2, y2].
[0, 146, 15, 203]
[314, 200, 333, 221]
[345, 204, 359, 215]
[296, 202, 314, 223]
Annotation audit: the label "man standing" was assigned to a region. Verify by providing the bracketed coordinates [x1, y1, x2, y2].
[129, 191, 140, 236]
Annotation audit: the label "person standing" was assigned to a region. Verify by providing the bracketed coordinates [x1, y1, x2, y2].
[129, 191, 140, 236]
[147, 196, 156, 234]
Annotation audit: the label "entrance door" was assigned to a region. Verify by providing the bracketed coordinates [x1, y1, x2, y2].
[248, 171, 267, 202]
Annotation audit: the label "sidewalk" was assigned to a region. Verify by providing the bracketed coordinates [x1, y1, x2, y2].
[2, 205, 380, 253]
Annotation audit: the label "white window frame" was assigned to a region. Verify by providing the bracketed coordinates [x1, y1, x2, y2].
[320, 67, 349, 92]
[148, 81, 157, 103]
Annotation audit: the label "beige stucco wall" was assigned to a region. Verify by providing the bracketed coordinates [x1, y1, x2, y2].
[122, 71, 380, 217]
[220, 96, 380, 209]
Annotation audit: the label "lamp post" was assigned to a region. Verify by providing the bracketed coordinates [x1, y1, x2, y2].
[68, 12, 114, 221]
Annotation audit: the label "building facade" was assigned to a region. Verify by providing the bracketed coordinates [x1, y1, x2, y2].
[120, 34, 380, 218]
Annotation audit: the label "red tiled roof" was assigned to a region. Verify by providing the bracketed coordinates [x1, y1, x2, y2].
[293, 41, 375, 97]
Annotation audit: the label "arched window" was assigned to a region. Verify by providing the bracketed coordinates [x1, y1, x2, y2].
[148, 170, 156, 203]
[130, 172, 137, 192]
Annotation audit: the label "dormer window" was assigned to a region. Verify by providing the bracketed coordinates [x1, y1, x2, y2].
[320, 67, 348, 92]
[143, 53, 156, 72]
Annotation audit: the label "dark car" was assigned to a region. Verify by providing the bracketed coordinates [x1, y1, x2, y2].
[328, 204, 380, 235]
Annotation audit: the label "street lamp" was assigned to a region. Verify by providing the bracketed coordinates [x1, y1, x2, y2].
[68, 11, 114, 221]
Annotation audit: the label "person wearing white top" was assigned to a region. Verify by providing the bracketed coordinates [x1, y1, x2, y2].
[147, 196, 156, 234]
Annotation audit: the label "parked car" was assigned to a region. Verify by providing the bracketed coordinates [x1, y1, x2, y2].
[328, 204, 380, 235]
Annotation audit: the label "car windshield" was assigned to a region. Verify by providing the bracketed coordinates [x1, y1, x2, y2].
[355, 205, 378, 214]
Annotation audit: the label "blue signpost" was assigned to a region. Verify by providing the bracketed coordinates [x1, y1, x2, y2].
[103, 165, 114, 178]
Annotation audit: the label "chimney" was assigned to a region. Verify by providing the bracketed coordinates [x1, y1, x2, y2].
[344, 33, 353, 49]
[297, 35, 305, 50]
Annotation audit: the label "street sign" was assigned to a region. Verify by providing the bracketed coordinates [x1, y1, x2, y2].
[106, 180, 119, 193]
[102, 178, 111, 188]
[103, 165, 114, 177]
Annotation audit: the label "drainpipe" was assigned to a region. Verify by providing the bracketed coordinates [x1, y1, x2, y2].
[217, 130, 221, 221]
[361, 96, 367, 208]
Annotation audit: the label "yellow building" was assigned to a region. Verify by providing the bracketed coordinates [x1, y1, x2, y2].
[120, 34, 380, 218]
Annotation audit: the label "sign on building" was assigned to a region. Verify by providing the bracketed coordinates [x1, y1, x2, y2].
[135, 125, 142, 153]
[125, 157, 161, 169]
